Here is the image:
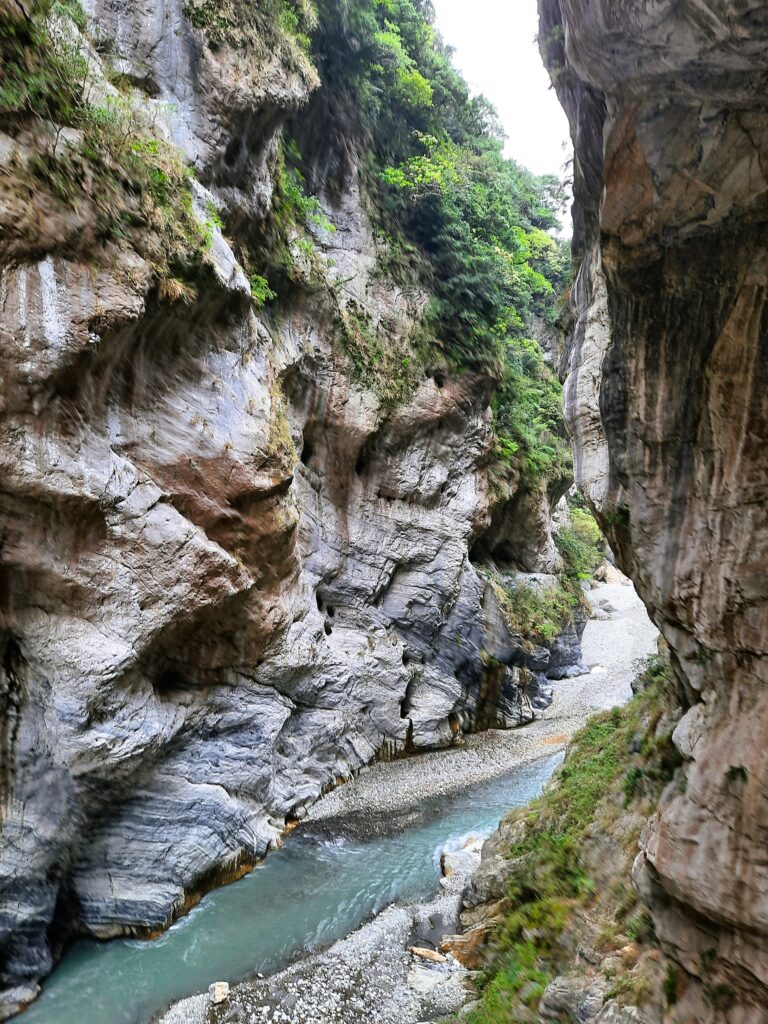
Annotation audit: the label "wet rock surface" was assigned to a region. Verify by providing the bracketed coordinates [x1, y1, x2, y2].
[540, 0, 768, 1016]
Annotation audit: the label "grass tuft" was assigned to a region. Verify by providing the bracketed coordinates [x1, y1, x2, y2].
[460, 656, 678, 1024]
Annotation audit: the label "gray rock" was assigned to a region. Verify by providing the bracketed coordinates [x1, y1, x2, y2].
[539, 974, 608, 1023]
[208, 982, 229, 1005]
[541, 0, 768, 1012]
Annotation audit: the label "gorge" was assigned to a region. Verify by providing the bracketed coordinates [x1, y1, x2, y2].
[1, 1, 767, 1023]
[0, 0, 583, 1015]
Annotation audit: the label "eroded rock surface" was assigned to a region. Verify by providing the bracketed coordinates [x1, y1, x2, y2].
[0, 3, 580, 1014]
[541, 1, 768, 1017]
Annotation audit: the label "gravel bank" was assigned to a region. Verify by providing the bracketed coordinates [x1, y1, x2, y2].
[309, 575, 658, 831]
[157, 858, 476, 1024]
[154, 577, 657, 1024]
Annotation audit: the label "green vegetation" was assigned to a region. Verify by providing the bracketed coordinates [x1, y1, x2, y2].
[249, 273, 277, 308]
[0, 0, 214, 281]
[379, 134, 569, 372]
[272, 141, 337, 249]
[493, 337, 571, 484]
[304, 0, 572, 480]
[182, 0, 317, 62]
[484, 502, 605, 647]
[277, 165, 335, 235]
[51, 0, 87, 29]
[0, 0, 88, 124]
[460, 656, 679, 1024]
[556, 506, 607, 583]
[239, 139, 337, 305]
[489, 572, 577, 646]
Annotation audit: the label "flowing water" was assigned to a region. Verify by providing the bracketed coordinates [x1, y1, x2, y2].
[16, 754, 562, 1024]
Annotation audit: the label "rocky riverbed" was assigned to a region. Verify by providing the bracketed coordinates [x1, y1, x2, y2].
[309, 571, 657, 838]
[154, 576, 657, 1024]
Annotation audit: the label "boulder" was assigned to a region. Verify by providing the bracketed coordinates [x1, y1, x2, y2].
[409, 946, 447, 964]
[439, 929, 488, 970]
[208, 981, 229, 1005]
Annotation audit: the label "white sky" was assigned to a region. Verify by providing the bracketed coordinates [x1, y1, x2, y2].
[431, 0, 571, 178]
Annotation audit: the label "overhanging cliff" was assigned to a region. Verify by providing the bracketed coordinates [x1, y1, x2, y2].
[542, 1, 768, 1017]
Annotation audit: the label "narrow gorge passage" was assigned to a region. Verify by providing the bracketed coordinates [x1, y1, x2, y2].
[1, 1, 585, 1015]
[14, 758, 558, 1024]
[12, 580, 655, 1024]
[2, 0, 766, 1022]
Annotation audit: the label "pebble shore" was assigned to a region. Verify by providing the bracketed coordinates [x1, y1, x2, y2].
[310, 575, 658, 833]
[155, 577, 657, 1024]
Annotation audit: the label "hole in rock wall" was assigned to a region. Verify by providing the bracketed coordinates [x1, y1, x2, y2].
[324, 622, 333, 636]
[301, 440, 314, 466]
[153, 671, 188, 696]
[433, 371, 446, 389]
[316, 593, 324, 612]
[0, 636, 23, 814]
[224, 136, 242, 167]
[399, 675, 420, 724]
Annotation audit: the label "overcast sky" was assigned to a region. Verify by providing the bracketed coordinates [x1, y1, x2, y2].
[431, 0, 571, 179]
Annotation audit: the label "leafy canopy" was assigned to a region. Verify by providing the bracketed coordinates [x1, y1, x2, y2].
[311, 0, 572, 482]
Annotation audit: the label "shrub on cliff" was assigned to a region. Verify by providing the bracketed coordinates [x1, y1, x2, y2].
[557, 507, 606, 582]
[459, 657, 680, 1024]
[313, 0, 569, 374]
[493, 337, 571, 484]
[494, 574, 578, 646]
[182, 0, 318, 70]
[306, 0, 572, 483]
[0, 0, 216, 279]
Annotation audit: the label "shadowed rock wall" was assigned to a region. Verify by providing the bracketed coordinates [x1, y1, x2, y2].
[540, 1, 768, 1018]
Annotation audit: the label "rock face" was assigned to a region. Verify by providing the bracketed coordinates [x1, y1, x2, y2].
[0, 3, 581, 1014]
[541, 1, 768, 1017]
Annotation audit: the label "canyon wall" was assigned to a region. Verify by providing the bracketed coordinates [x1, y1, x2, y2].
[541, 1, 768, 1018]
[0, 2, 575, 1015]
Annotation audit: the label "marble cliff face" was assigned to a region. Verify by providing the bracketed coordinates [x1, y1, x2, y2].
[0, 2, 577, 1014]
[541, 0, 768, 1018]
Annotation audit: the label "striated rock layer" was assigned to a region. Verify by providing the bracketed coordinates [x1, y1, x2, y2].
[0, 3, 577, 1015]
[541, 1, 768, 1019]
